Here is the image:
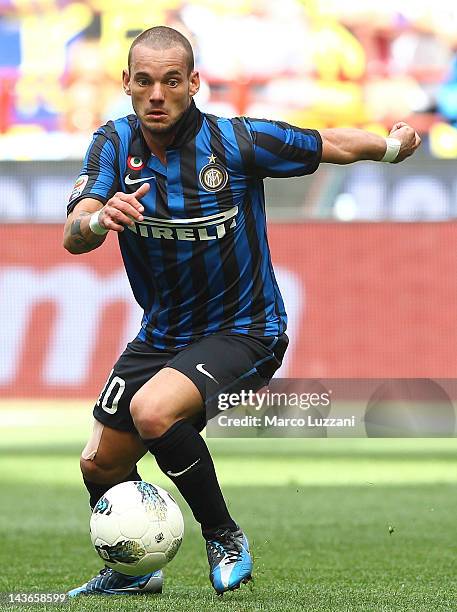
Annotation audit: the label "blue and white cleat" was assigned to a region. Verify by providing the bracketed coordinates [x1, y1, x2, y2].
[206, 528, 253, 594]
[67, 567, 163, 597]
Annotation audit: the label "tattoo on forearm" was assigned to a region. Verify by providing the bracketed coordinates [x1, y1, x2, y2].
[70, 212, 97, 247]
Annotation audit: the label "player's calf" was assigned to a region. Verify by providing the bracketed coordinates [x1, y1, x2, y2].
[80, 455, 137, 484]
[80, 420, 148, 508]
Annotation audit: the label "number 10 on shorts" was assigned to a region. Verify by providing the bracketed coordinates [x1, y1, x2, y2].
[96, 370, 126, 414]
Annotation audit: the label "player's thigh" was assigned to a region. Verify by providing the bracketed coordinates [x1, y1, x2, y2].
[129, 333, 288, 433]
[167, 331, 289, 419]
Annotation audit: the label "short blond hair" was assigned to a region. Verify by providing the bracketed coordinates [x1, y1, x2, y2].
[128, 26, 194, 75]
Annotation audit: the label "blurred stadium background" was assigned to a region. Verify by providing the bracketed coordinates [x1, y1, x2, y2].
[2, 1, 457, 609]
[2, 0, 457, 396]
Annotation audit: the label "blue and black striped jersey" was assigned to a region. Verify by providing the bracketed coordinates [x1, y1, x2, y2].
[68, 101, 322, 349]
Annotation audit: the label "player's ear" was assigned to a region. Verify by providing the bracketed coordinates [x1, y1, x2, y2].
[123, 69, 131, 95]
[189, 71, 200, 97]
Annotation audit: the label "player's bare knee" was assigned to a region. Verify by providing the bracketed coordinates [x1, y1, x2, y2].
[131, 409, 172, 439]
[130, 395, 172, 439]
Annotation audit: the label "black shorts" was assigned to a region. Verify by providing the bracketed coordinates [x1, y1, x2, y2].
[93, 332, 289, 433]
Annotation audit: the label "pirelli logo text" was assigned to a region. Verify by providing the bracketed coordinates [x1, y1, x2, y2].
[128, 206, 238, 241]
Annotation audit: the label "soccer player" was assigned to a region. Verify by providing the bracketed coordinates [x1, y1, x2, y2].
[63, 26, 420, 596]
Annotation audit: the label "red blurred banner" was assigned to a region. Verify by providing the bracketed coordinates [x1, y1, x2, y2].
[1, 223, 457, 398]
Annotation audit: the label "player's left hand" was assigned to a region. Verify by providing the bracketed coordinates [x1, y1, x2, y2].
[388, 122, 421, 163]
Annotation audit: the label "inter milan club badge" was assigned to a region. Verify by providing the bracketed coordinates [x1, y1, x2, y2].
[199, 153, 228, 192]
[127, 156, 145, 171]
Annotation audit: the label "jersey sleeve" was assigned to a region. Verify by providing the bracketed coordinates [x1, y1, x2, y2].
[243, 118, 322, 179]
[67, 123, 120, 215]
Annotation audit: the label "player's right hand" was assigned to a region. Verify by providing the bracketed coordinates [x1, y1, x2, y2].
[98, 182, 149, 232]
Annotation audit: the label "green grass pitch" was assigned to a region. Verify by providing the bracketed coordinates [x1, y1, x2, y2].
[1, 402, 457, 611]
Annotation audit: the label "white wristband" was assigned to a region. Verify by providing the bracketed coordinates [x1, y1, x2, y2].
[89, 210, 109, 235]
[381, 137, 401, 163]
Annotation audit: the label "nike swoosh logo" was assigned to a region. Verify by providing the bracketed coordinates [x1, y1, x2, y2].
[166, 458, 201, 478]
[125, 174, 156, 185]
[196, 363, 218, 383]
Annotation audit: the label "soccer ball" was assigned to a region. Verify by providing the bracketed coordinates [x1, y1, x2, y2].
[90, 481, 184, 576]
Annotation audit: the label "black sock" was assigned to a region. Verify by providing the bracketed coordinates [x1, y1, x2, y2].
[84, 467, 142, 510]
[143, 420, 237, 537]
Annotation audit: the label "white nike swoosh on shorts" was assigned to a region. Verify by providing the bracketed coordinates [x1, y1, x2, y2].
[166, 458, 201, 478]
[196, 363, 219, 383]
[125, 174, 156, 185]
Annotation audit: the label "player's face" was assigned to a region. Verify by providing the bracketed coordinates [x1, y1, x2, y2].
[123, 44, 199, 135]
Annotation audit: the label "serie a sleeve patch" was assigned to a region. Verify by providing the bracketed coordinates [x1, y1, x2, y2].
[69, 174, 89, 202]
